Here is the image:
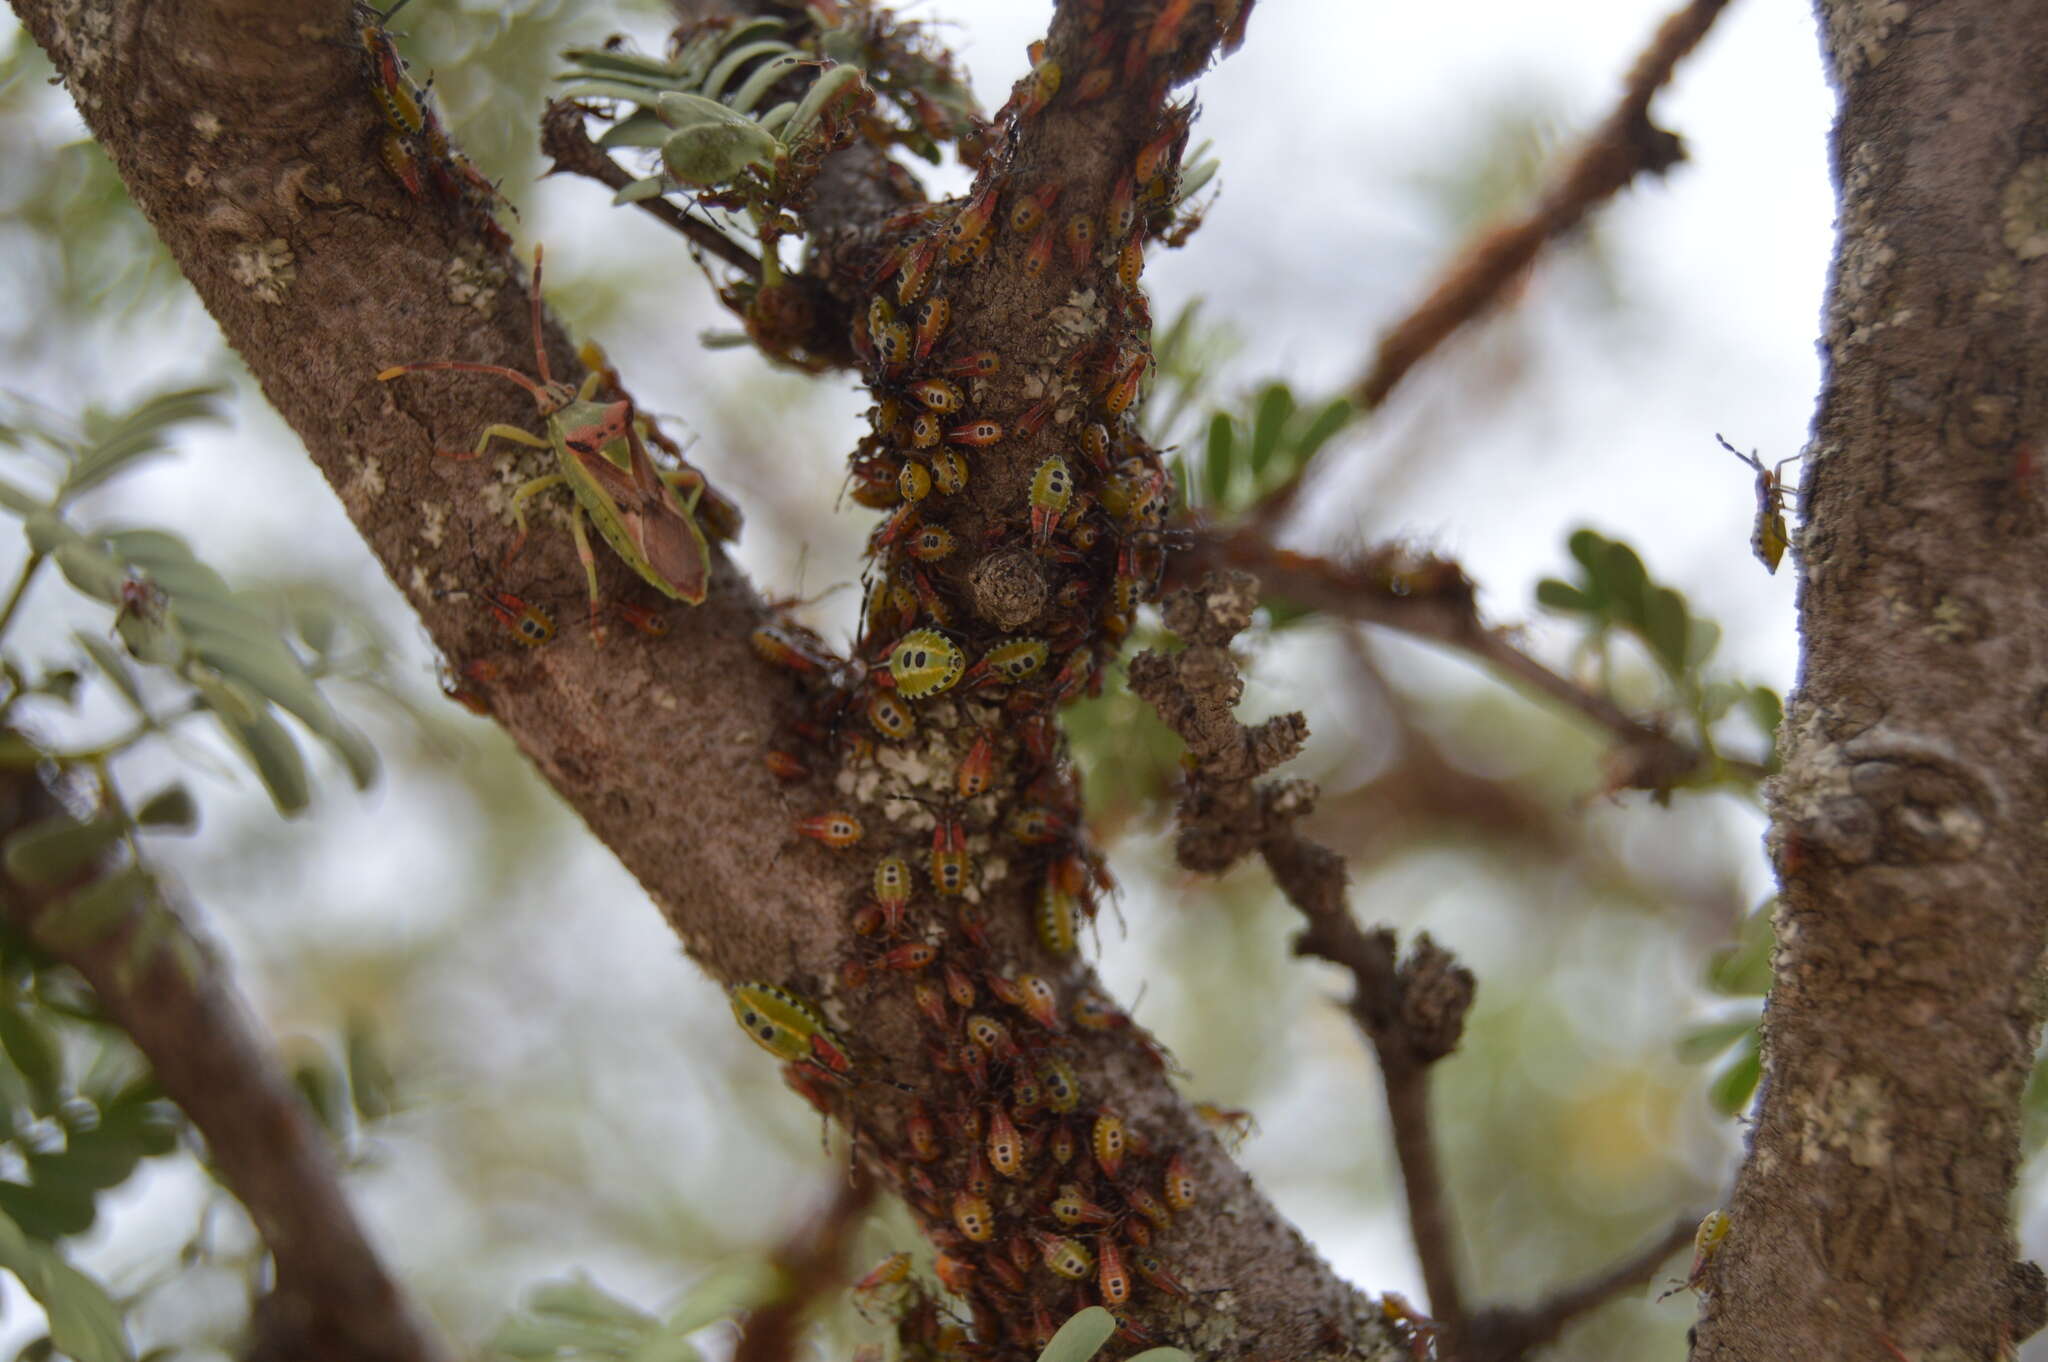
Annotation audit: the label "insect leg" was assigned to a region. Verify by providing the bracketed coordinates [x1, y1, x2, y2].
[566, 502, 606, 641]
[503, 472, 568, 570]
[459, 422, 552, 462]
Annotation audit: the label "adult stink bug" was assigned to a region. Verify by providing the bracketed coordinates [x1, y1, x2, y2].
[729, 982, 846, 1071]
[1715, 433, 1799, 573]
[888, 629, 966, 698]
[968, 637, 1050, 688]
[380, 249, 712, 627]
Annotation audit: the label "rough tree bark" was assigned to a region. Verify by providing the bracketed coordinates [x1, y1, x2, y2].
[7, 2, 1390, 1358]
[1692, 3, 2048, 1358]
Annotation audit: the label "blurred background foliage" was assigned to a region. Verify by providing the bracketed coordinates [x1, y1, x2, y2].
[0, 0, 1959, 1359]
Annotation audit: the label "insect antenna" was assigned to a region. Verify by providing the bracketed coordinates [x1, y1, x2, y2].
[527, 244, 554, 387]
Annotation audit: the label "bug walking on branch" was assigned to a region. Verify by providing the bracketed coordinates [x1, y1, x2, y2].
[379, 248, 715, 634]
[1715, 433, 1800, 574]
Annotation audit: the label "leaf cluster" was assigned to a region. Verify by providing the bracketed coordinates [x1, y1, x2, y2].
[560, 19, 872, 236]
[0, 385, 378, 816]
[1536, 527, 1782, 786]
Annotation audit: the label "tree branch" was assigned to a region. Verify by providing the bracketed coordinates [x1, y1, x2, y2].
[1172, 529, 1744, 793]
[730, 1171, 876, 1362]
[10, 2, 1394, 1357]
[1129, 572, 1477, 1337]
[1693, 2, 2048, 1357]
[0, 760, 449, 1362]
[1252, 0, 1732, 531]
[538, 102, 764, 278]
[1457, 1213, 1699, 1362]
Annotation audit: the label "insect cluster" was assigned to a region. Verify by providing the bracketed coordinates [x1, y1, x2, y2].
[357, 4, 513, 250]
[728, 7, 1252, 1357]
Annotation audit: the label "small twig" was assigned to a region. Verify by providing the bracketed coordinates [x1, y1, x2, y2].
[1290, 905, 1475, 1335]
[1252, 0, 1735, 530]
[1457, 1212, 1702, 1362]
[1130, 572, 1479, 1337]
[539, 100, 763, 278]
[1173, 528, 1759, 793]
[0, 759, 449, 1362]
[731, 1169, 877, 1362]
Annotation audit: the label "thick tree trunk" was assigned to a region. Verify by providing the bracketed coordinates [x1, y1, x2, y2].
[1692, 3, 2048, 1357]
[8, 2, 1385, 1357]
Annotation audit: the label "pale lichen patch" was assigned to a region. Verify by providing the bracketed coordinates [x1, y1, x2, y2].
[417, 499, 448, 549]
[445, 249, 501, 313]
[1800, 1071, 1891, 1167]
[191, 110, 222, 140]
[2002, 160, 2048, 261]
[1976, 261, 2019, 308]
[1822, 0, 1910, 77]
[348, 453, 387, 500]
[1928, 594, 1973, 642]
[227, 238, 296, 304]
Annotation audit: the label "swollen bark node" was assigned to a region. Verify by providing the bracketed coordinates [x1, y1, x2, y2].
[11, 0, 1390, 1356]
[1691, 4, 2048, 1358]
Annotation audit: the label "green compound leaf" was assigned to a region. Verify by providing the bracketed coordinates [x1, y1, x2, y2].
[1200, 412, 1237, 508]
[74, 632, 145, 715]
[1641, 585, 1690, 675]
[3, 814, 123, 889]
[1036, 1306, 1116, 1362]
[1709, 1028, 1763, 1116]
[1245, 382, 1295, 479]
[60, 384, 225, 503]
[1601, 540, 1648, 622]
[207, 699, 310, 816]
[36, 866, 152, 954]
[1534, 577, 1595, 614]
[1706, 900, 1775, 997]
[0, 1001, 62, 1113]
[0, 1209, 132, 1361]
[50, 542, 124, 605]
[1676, 1014, 1761, 1064]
